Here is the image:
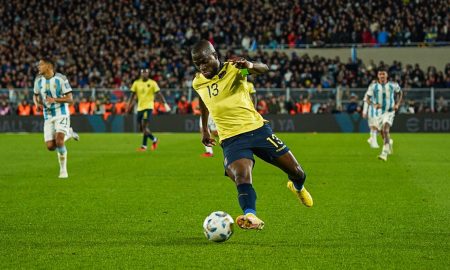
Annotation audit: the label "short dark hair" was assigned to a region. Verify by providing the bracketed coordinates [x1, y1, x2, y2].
[191, 40, 215, 56]
[41, 56, 55, 67]
[377, 66, 388, 73]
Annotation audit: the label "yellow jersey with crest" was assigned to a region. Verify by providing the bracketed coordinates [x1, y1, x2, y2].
[130, 78, 160, 111]
[192, 62, 265, 142]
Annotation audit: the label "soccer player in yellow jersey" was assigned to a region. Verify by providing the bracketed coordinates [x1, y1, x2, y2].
[127, 69, 169, 151]
[191, 40, 313, 230]
[199, 80, 256, 158]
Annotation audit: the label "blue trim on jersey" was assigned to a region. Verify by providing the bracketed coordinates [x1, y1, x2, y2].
[374, 84, 379, 104]
[55, 79, 61, 97]
[389, 84, 394, 112]
[45, 79, 56, 117]
[41, 92, 48, 120]
[381, 84, 387, 113]
[36, 78, 47, 120]
[55, 79, 67, 115]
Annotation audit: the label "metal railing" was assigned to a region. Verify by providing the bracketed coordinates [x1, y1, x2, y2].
[1, 87, 449, 113]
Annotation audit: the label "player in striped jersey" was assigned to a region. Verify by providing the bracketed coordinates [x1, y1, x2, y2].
[33, 57, 79, 178]
[365, 67, 403, 161]
[363, 81, 382, 148]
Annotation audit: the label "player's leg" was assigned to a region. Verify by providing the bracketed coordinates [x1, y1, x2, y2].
[44, 120, 56, 151]
[54, 117, 70, 178]
[378, 112, 394, 161]
[369, 126, 380, 149]
[44, 119, 63, 177]
[46, 140, 56, 151]
[143, 110, 158, 150]
[367, 116, 380, 148]
[378, 122, 391, 161]
[136, 110, 147, 151]
[251, 124, 313, 207]
[55, 132, 68, 178]
[272, 152, 313, 207]
[221, 135, 264, 230]
[226, 159, 264, 230]
[64, 127, 80, 142]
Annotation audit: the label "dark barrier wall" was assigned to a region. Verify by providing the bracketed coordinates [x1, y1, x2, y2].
[1, 114, 450, 133]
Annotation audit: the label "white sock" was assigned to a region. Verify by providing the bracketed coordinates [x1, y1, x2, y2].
[370, 130, 377, 141]
[382, 144, 389, 153]
[205, 146, 213, 154]
[57, 152, 67, 172]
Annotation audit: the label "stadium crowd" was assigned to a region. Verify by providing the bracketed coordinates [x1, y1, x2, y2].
[0, 0, 449, 116]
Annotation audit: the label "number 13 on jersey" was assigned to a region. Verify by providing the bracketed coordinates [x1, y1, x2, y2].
[207, 83, 219, 98]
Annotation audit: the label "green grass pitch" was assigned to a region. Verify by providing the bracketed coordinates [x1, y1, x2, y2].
[0, 133, 449, 269]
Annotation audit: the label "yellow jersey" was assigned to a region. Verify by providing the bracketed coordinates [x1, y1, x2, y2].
[247, 81, 256, 94]
[192, 62, 265, 141]
[130, 78, 160, 111]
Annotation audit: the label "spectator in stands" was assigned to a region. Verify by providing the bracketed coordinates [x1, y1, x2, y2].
[191, 97, 201, 116]
[346, 93, 359, 114]
[299, 98, 312, 114]
[256, 94, 269, 115]
[177, 95, 190, 114]
[0, 100, 11, 115]
[17, 100, 31, 116]
[93, 100, 103, 115]
[114, 97, 127, 115]
[436, 96, 448, 113]
[268, 96, 281, 114]
[103, 99, 113, 120]
[1, 0, 449, 90]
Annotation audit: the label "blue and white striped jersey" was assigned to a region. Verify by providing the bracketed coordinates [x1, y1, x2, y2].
[33, 73, 72, 120]
[363, 91, 381, 118]
[366, 81, 401, 114]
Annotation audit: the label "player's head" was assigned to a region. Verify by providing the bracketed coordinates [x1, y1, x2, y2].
[377, 66, 388, 84]
[191, 40, 220, 79]
[140, 68, 150, 80]
[38, 57, 55, 75]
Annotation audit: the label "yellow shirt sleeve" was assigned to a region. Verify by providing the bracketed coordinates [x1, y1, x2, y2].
[153, 81, 160, 93]
[131, 81, 138, 92]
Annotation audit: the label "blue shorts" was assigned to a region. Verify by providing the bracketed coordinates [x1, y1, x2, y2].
[137, 109, 153, 124]
[220, 123, 290, 171]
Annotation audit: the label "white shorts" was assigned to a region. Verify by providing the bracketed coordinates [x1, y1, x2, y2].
[368, 115, 381, 129]
[44, 116, 71, 142]
[379, 111, 395, 128]
[199, 116, 217, 131]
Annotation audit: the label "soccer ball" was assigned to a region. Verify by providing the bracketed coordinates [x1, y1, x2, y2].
[203, 211, 234, 242]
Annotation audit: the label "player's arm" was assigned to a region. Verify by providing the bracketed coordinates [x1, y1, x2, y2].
[365, 84, 380, 109]
[127, 92, 136, 113]
[229, 58, 268, 75]
[394, 89, 403, 111]
[46, 92, 73, 104]
[199, 97, 215, 147]
[156, 91, 171, 111]
[362, 93, 369, 118]
[33, 94, 43, 112]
